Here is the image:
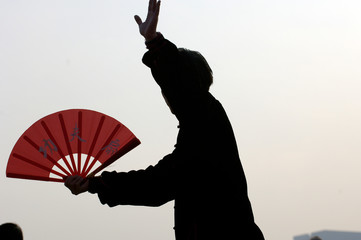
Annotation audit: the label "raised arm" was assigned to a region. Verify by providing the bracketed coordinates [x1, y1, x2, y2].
[134, 0, 161, 41]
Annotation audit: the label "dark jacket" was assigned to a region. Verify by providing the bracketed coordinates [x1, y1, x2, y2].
[89, 34, 264, 240]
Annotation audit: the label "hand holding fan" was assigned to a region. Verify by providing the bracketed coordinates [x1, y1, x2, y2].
[6, 109, 140, 182]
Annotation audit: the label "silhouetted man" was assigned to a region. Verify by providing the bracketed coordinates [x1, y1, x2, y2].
[65, 1, 264, 239]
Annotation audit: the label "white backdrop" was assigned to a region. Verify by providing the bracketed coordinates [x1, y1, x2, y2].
[1, 1, 361, 239]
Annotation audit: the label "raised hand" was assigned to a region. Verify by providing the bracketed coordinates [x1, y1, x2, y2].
[134, 0, 161, 41]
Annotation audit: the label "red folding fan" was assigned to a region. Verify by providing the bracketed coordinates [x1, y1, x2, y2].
[6, 109, 140, 182]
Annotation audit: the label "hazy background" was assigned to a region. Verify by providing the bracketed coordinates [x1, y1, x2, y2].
[1, 0, 361, 239]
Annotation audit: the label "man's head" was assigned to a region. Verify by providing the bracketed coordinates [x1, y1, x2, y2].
[178, 48, 213, 92]
[160, 48, 213, 116]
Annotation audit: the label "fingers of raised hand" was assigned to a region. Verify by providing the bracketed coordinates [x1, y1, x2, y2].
[148, 0, 156, 12]
[134, 15, 143, 26]
[148, 0, 160, 15]
[155, 0, 161, 14]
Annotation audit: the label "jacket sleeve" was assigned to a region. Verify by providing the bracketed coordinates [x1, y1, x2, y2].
[142, 32, 180, 90]
[142, 33, 206, 122]
[88, 154, 176, 207]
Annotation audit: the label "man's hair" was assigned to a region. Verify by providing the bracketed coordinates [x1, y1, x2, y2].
[178, 48, 213, 92]
[0, 223, 23, 240]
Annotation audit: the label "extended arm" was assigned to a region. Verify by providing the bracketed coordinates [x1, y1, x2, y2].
[64, 154, 176, 207]
[88, 155, 176, 207]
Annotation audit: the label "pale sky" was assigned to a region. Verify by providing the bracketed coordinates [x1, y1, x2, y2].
[1, 0, 361, 240]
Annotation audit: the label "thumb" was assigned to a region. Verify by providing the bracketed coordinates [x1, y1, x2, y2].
[134, 15, 143, 26]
